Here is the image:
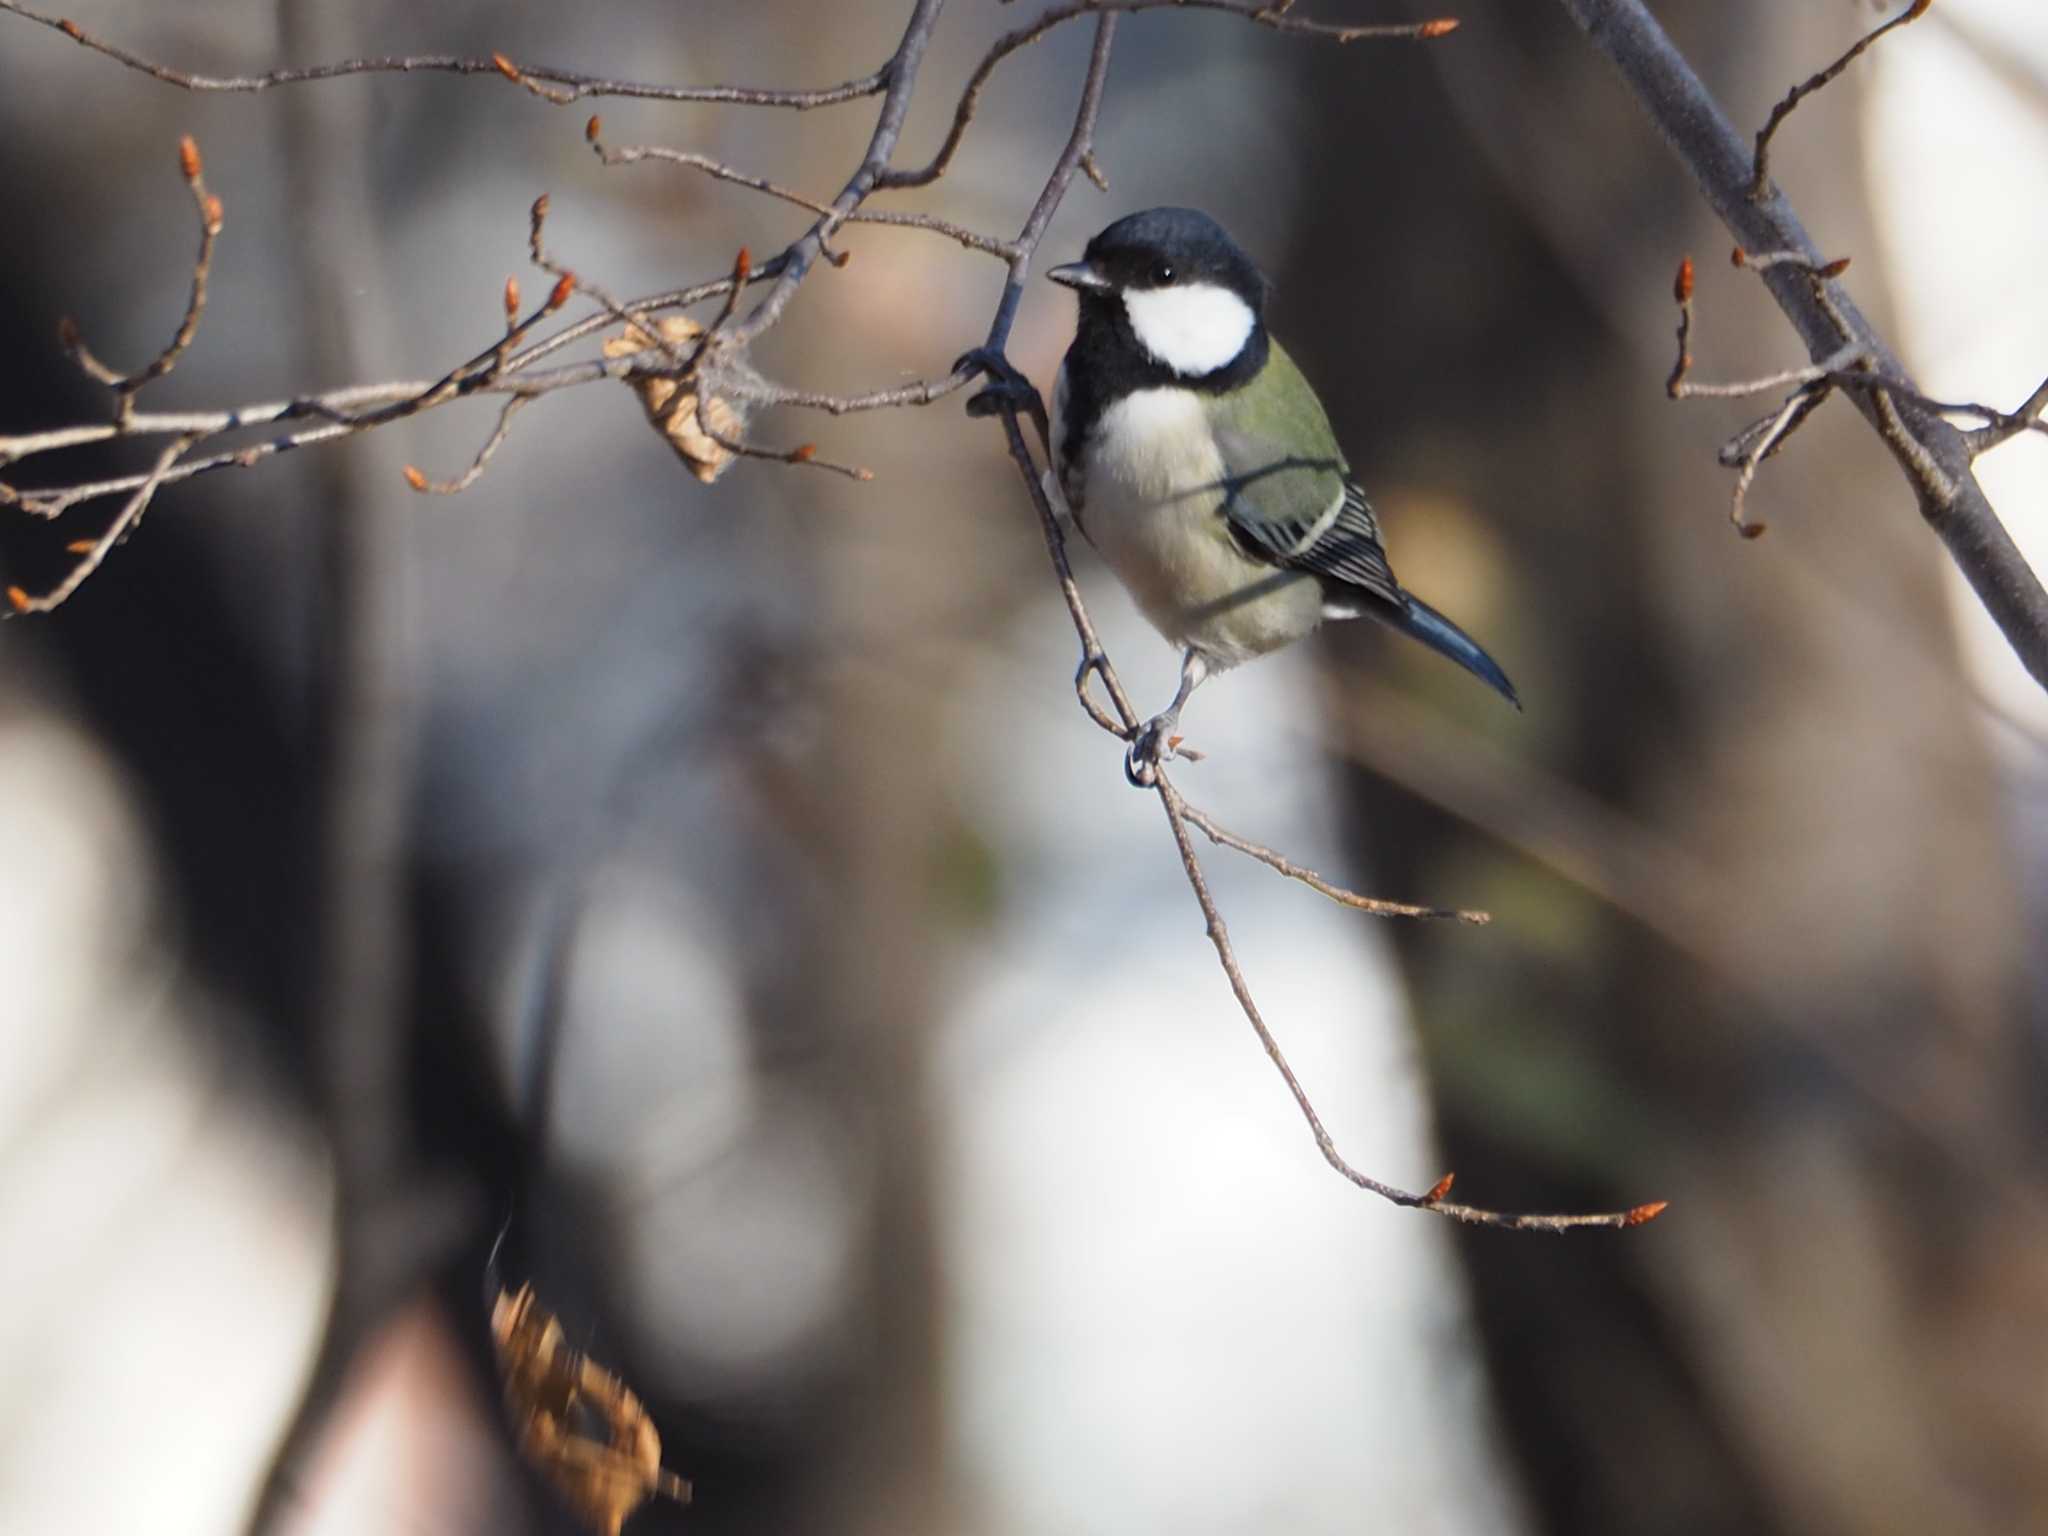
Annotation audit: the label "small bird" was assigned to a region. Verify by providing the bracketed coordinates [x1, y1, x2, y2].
[1047, 207, 1518, 782]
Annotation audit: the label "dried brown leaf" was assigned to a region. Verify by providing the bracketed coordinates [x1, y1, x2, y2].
[492, 1283, 691, 1536]
[602, 317, 743, 484]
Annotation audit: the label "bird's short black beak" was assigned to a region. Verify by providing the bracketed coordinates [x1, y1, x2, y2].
[1047, 260, 1111, 293]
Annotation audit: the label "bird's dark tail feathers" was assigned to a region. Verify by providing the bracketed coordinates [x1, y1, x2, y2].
[1385, 593, 1521, 709]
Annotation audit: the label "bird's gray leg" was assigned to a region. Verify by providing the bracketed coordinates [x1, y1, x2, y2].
[1126, 649, 1209, 786]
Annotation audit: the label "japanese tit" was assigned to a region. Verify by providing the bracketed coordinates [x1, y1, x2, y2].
[1048, 207, 1517, 782]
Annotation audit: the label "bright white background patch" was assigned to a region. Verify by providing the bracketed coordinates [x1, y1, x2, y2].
[1123, 282, 1255, 376]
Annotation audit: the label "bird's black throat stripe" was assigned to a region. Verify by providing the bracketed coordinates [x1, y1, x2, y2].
[1056, 292, 1271, 483]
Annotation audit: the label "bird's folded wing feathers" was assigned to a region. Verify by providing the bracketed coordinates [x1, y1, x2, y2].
[1214, 426, 1402, 609]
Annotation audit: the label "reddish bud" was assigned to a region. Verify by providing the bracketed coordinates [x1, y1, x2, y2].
[1730, 246, 1747, 267]
[402, 465, 428, 491]
[1624, 1201, 1669, 1226]
[790, 443, 817, 463]
[1422, 1173, 1456, 1205]
[65, 539, 96, 554]
[547, 273, 574, 311]
[5, 586, 30, 613]
[585, 114, 602, 143]
[1739, 521, 1768, 541]
[503, 276, 521, 318]
[1818, 256, 1852, 279]
[1418, 18, 1458, 38]
[825, 247, 851, 269]
[491, 51, 521, 81]
[58, 18, 83, 40]
[1674, 256, 1694, 303]
[733, 247, 752, 282]
[178, 135, 202, 182]
[202, 194, 224, 233]
[531, 193, 550, 224]
[1907, 0, 1931, 18]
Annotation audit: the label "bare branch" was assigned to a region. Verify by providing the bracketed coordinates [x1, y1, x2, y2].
[1181, 804, 1489, 923]
[1725, 384, 1830, 538]
[401, 398, 528, 495]
[700, 417, 875, 482]
[737, 369, 980, 415]
[884, 0, 1456, 191]
[50, 133, 223, 430]
[1155, 771, 1661, 1232]
[0, 0, 892, 107]
[1560, 0, 2048, 694]
[6, 435, 194, 613]
[1961, 374, 2048, 457]
[588, 122, 1018, 260]
[1669, 245, 2044, 535]
[1749, 0, 1933, 200]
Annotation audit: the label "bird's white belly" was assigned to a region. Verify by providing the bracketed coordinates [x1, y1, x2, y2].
[1078, 387, 1323, 668]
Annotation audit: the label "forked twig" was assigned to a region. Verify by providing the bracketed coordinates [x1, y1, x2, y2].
[1750, 0, 1933, 200]
[1180, 804, 1488, 923]
[1666, 242, 2045, 539]
[6, 434, 195, 613]
[1562, 0, 2048, 692]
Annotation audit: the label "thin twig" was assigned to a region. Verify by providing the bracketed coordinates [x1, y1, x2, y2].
[735, 369, 980, 415]
[5, 435, 194, 615]
[1182, 805, 1487, 922]
[0, 0, 892, 106]
[1726, 383, 1829, 538]
[1750, 0, 1933, 200]
[884, 0, 1455, 191]
[52, 134, 222, 430]
[401, 397, 528, 495]
[1154, 771, 1662, 1231]
[700, 418, 875, 482]
[591, 129, 1017, 260]
[1669, 240, 2046, 532]
[1961, 374, 2048, 457]
[727, 0, 950, 348]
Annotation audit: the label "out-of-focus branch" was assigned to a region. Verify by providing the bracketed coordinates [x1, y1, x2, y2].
[1556, 0, 2048, 694]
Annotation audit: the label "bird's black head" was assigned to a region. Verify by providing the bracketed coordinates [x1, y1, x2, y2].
[1050, 207, 1269, 390]
[1070, 207, 1268, 313]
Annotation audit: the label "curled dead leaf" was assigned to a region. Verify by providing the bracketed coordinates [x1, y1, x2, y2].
[492, 1282, 691, 1536]
[603, 316, 745, 484]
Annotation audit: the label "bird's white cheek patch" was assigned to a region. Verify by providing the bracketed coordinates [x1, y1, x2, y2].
[1122, 283, 1255, 377]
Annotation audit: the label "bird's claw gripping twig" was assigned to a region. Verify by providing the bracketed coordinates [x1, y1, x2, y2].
[956, 345, 1051, 451]
[1124, 712, 1184, 788]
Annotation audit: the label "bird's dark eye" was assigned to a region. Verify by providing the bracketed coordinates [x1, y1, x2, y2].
[1150, 261, 1176, 285]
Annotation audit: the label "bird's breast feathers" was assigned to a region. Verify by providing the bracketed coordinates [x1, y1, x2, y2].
[1060, 378, 1322, 667]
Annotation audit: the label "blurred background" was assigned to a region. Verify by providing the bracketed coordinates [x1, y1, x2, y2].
[3, 2, 2045, 1533]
